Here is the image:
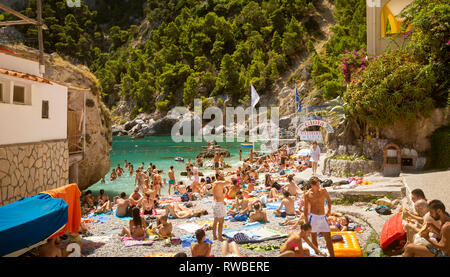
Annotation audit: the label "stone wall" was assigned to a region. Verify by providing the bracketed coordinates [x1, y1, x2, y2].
[0, 140, 69, 206]
[322, 158, 381, 178]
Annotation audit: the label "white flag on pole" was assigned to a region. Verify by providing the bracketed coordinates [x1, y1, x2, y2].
[251, 84, 260, 108]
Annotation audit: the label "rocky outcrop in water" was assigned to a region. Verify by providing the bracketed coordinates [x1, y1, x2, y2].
[196, 148, 231, 159]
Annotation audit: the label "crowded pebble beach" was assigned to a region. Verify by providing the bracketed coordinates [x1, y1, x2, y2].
[26, 141, 449, 258]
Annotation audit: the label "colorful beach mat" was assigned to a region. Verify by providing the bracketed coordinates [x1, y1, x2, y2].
[121, 237, 155, 247]
[222, 223, 289, 244]
[179, 234, 213, 247]
[265, 201, 300, 210]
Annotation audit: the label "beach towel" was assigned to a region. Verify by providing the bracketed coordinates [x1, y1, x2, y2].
[114, 210, 132, 221]
[159, 197, 181, 204]
[85, 214, 112, 224]
[146, 253, 176, 257]
[179, 234, 213, 247]
[222, 224, 288, 243]
[42, 184, 81, 237]
[121, 237, 154, 247]
[177, 223, 203, 233]
[242, 244, 281, 251]
[266, 201, 299, 210]
[301, 242, 330, 257]
[146, 228, 171, 240]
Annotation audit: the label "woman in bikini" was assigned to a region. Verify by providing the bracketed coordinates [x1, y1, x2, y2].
[279, 221, 326, 257]
[119, 207, 147, 240]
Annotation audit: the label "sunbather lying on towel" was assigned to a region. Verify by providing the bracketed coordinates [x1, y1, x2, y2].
[164, 203, 208, 219]
[280, 214, 307, 229]
[279, 221, 326, 257]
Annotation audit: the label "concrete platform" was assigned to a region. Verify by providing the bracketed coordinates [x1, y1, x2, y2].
[402, 170, 450, 208]
[326, 180, 406, 200]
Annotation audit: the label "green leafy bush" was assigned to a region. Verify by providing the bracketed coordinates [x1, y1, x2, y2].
[344, 50, 435, 127]
[429, 126, 450, 169]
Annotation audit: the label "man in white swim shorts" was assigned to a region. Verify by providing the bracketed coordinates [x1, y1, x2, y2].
[304, 177, 334, 257]
[212, 172, 231, 241]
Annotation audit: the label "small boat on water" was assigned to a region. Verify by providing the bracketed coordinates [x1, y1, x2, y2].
[241, 144, 253, 148]
[174, 157, 184, 162]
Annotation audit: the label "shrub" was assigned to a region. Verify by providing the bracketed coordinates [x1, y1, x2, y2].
[344, 50, 435, 127]
[155, 100, 170, 112]
[429, 126, 450, 169]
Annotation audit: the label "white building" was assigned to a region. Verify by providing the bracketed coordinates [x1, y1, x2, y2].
[0, 47, 70, 206]
[366, 0, 414, 56]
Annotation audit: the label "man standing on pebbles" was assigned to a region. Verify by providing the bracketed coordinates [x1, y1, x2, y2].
[212, 172, 230, 241]
[304, 177, 334, 257]
[310, 141, 320, 176]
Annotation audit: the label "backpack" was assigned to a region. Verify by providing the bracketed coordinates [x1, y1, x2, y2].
[234, 213, 248, 222]
[181, 193, 190, 202]
[376, 205, 392, 215]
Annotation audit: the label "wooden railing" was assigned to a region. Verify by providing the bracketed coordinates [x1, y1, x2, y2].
[68, 110, 84, 155]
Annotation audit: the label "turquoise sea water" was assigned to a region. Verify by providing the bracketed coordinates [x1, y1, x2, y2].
[86, 136, 261, 197]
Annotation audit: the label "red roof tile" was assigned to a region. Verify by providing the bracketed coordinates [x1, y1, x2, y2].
[0, 68, 52, 84]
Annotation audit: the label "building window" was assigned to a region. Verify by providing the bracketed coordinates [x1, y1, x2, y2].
[42, 100, 49, 119]
[13, 85, 25, 104]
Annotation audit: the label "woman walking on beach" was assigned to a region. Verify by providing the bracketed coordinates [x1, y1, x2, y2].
[310, 141, 320, 176]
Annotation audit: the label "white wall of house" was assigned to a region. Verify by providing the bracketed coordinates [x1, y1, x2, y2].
[0, 75, 68, 145]
[0, 52, 41, 76]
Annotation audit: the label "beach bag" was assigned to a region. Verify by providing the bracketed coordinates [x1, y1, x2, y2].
[234, 213, 248, 222]
[375, 205, 392, 215]
[331, 235, 344, 243]
[181, 193, 190, 202]
[322, 179, 333, 187]
[347, 223, 358, 231]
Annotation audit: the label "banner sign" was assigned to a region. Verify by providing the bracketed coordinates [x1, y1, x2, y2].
[299, 131, 322, 141]
[299, 120, 334, 133]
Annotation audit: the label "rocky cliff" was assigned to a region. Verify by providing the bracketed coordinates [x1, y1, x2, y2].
[44, 52, 113, 190]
